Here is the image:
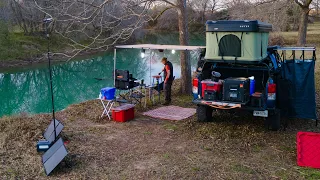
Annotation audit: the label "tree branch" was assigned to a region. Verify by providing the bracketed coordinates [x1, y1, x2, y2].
[294, 0, 305, 8]
[151, 6, 175, 22]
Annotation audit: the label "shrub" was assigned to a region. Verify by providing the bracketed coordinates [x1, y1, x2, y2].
[269, 33, 285, 46]
[0, 20, 10, 45]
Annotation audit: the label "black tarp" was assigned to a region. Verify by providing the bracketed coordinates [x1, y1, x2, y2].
[281, 60, 317, 120]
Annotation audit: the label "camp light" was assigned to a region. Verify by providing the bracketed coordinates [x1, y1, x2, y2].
[141, 49, 145, 58]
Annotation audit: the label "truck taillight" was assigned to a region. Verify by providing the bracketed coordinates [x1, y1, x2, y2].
[267, 83, 276, 100]
[192, 78, 198, 94]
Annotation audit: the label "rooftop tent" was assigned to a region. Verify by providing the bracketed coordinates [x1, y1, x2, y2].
[205, 20, 272, 63]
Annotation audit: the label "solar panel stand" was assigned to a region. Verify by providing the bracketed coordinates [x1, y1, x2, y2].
[45, 19, 57, 142]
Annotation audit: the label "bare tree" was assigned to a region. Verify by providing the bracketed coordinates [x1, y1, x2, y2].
[177, 0, 191, 94]
[148, 0, 190, 93]
[32, 0, 152, 58]
[311, 0, 320, 16]
[225, 0, 295, 31]
[294, 0, 313, 46]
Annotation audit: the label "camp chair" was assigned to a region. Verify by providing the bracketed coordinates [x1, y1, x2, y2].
[153, 76, 175, 92]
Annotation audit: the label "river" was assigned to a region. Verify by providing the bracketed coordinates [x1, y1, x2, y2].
[0, 33, 205, 117]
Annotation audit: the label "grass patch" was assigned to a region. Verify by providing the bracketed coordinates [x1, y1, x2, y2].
[163, 123, 178, 131]
[297, 167, 320, 180]
[163, 153, 170, 159]
[191, 167, 200, 172]
[144, 131, 153, 135]
[232, 164, 254, 174]
[0, 32, 69, 61]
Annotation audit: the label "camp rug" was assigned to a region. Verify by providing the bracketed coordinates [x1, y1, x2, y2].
[143, 106, 196, 121]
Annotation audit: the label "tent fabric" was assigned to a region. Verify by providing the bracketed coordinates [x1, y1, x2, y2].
[205, 32, 269, 62]
[218, 34, 241, 57]
[281, 60, 317, 120]
[115, 44, 205, 50]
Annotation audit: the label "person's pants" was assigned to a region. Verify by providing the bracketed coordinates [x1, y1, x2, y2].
[164, 81, 172, 102]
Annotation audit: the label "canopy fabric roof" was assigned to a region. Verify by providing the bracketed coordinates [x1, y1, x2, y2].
[115, 44, 205, 51]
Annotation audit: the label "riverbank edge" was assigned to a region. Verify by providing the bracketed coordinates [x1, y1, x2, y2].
[0, 49, 108, 71]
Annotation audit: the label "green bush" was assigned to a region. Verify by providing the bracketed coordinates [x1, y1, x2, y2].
[0, 21, 10, 45]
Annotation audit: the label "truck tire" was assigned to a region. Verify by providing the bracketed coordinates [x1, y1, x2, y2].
[266, 109, 281, 131]
[197, 105, 213, 122]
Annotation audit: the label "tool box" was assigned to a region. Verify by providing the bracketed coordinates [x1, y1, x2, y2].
[223, 77, 250, 104]
[201, 80, 222, 98]
[204, 90, 217, 101]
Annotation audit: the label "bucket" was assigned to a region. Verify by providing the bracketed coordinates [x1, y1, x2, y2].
[101, 87, 116, 100]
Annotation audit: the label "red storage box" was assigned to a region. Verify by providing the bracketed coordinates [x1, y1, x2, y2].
[201, 80, 222, 97]
[297, 132, 320, 169]
[112, 104, 135, 122]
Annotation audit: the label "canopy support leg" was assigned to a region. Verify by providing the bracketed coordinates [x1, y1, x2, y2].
[114, 48, 117, 87]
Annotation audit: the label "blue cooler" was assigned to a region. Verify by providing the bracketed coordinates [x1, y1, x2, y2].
[101, 87, 116, 100]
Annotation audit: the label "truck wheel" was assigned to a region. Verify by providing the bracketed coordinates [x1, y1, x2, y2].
[197, 105, 213, 122]
[266, 109, 281, 131]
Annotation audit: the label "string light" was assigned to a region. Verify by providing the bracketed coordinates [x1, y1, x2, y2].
[141, 49, 145, 58]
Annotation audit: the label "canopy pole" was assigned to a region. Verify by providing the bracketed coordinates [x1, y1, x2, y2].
[114, 48, 117, 87]
[149, 50, 152, 86]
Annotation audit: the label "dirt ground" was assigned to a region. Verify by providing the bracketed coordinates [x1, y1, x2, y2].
[0, 92, 320, 180]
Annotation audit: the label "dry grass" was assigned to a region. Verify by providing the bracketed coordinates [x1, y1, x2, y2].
[1, 24, 320, 179]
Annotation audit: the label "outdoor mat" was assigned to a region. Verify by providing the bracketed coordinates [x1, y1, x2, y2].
[143, 106, 196, 121]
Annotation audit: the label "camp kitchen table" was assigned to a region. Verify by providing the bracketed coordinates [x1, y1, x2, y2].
[118, 84, 157, 108]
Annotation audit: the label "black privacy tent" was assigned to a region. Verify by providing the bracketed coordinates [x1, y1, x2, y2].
[275, 47, 318, 123]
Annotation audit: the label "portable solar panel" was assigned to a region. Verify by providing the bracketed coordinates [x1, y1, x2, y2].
[43, 119, 64, 143]
[42, 138, 68, 175]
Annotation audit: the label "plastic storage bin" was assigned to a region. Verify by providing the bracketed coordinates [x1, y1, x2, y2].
[112, 104, 135, 122]
[297, 132, 320, 169]
[101, 87, 116, 100]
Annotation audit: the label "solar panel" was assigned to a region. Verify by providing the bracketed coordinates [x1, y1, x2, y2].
[43, 119, 64, 143]
[42, 138, 68, 175]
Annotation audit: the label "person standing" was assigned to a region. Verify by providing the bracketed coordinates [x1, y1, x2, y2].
[159, 57, 174, 105]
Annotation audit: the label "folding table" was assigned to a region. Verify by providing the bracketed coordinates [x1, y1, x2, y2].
[99, 98, 115, 119]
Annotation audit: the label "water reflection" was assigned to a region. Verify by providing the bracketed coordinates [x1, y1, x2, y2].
[0, 34, 205, 117]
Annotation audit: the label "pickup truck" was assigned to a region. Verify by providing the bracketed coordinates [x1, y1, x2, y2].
[192, 20, 317, 131]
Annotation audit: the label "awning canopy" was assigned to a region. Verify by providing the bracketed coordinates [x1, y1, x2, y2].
[115, 44, 205, 51]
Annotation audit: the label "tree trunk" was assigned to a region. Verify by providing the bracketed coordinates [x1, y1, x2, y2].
[297, 8, 309, 46]
[317, 0, 319, 16]
[177, 0, 191, 94]
[202, 0, 208, 24]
